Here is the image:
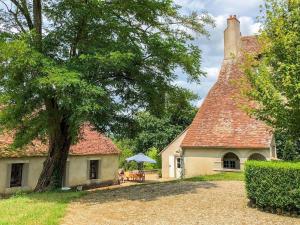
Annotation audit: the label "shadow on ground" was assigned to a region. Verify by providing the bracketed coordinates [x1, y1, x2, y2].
[78, 181, 218, 205]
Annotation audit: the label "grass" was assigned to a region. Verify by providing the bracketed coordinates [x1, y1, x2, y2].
[0, 191, 86, 225]
[185, 172, 244, 182]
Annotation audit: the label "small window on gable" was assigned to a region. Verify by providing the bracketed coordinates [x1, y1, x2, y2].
[89, 160, 99, 180]
[10, 163, 23, 187]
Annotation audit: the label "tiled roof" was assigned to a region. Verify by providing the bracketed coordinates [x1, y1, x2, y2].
[181, 36, 273, 149]
[0, 124, 120, 158]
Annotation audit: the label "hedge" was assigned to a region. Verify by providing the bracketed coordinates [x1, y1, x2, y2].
[245, 160, 300, 214]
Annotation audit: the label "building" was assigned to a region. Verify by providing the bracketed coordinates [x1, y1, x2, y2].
[161, 15, 276, 179]
[0, 124, 120, 194]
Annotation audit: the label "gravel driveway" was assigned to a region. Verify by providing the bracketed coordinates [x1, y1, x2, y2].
[61, 181, 299, 225]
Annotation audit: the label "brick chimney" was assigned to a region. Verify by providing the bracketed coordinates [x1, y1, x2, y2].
[224, 15, 241, 60]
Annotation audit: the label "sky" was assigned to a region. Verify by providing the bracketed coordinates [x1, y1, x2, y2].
[174, 0, 263, 106]
[0, 0, 263, 108]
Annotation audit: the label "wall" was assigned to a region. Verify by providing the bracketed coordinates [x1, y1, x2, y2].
[183, 148, 271, 178]
[161, 129, 188, 178]
[0, 154, 119, 194]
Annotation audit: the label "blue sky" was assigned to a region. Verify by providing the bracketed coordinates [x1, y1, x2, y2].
[0, 0, 263, 108]
[174, 0, 263, 106]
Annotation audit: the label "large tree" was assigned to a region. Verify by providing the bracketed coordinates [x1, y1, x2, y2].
[243, 0, 300, 157]
[0, 0, 213, 191]
[133, 88, 197, 152]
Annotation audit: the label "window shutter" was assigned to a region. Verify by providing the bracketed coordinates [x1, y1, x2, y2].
[6, 164, 12, 188]
[98, 160, 101, 180]
[22, 163, 29, 187]
[87, 159, 90, 180]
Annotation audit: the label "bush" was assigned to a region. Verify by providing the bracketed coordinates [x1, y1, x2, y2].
[144, 147, 161, 170]
[245, 161, 300, 213]
[114, 139, 138, 170]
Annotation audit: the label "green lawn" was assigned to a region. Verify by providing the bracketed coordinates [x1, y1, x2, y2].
[185, 172, 244, 182]
[0, 191, 86, 225]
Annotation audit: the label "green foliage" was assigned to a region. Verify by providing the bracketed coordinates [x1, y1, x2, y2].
[113, 87, 197, 167]
[114, 140, 161, 170]
[144, 147, 161, 170]
[114, 139, 137, 170]
[244, 0, 300, 154]
[118, 87, 197, 155]
[275, 131, 300, 160]
[134, 112, 182, 153]
[0, 191, 85, 225]
[0, 0, 213, 150]
[245, 160, 300, 212]
[185, 172, 244, 182]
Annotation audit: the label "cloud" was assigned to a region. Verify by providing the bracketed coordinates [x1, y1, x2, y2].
[173, 1, 262, 106]
[175, 0, 263, 17]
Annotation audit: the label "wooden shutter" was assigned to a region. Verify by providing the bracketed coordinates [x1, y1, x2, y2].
[21, 163, 29, 187]
[6, 163, 12, 188]
[87, 159, 90, 180]
[98, 160, 101, 180]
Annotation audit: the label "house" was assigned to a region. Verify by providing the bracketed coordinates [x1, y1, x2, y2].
[161, 15, 277, 179]
[0, 124, 120, 194]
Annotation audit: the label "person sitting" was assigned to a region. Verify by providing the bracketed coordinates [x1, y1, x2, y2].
[118, 168, 125, 183]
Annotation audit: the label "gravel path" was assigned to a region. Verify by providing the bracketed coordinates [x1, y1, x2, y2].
[61, 181, 299, 225]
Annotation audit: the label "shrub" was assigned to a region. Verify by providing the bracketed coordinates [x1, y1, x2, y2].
[245, 160, 300, 213]
[144, 147, 161, 170]
[114, 139, 137, 170]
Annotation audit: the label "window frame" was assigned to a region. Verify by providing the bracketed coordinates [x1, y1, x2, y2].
[89, 160, 99, 180]
[10, 163, 24, 188]
[223, 160, 236, 169]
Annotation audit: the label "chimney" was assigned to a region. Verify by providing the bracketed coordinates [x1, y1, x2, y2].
[224, 15, 241, 60]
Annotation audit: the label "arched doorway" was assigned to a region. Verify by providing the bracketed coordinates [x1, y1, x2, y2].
[248, 153, 266, 161]
[223, 152, 240, 169]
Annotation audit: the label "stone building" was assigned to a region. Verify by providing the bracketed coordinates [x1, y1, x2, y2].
[161, 16, 276, 179]
[0, 124, 120, 194]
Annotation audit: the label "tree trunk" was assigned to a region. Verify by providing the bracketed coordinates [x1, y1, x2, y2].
[33, 0, 42, 50]
[34, 100, 72, 192]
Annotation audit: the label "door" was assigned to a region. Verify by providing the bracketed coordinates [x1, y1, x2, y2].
[175, 157, 183, 179]
[169, 155, 175, 178]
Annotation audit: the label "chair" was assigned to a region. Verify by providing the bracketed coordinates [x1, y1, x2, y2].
[124, 171, 131, 181]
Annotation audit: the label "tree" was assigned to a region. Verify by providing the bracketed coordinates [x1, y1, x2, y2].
[120, 87, 197, 154]
[114, 139, 137, 171]
[274, 131, 300, 160]
[0, 0, 213, 191]
[144, 147, 161, 170]
[243, 0, 300, 158]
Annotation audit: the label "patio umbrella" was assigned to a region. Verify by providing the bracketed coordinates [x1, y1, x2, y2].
[126, 153, 156, 164]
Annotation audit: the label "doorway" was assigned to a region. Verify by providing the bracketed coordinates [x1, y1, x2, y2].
[175, 157, 183, 179]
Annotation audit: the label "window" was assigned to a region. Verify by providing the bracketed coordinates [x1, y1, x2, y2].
[223, 152, 240, 170]
[176, 158, 182, 169]
[89, 160, 99, 180]
[248, 153, 266, 161]
[10, 163, 23, 187]
[223, 160, 236, 169]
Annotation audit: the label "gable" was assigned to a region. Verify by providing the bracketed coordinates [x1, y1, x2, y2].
[181, 36, 272, 149]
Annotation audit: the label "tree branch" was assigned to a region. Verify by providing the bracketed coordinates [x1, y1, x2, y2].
[0, 0, 26, 32]
[11, 0, 34, 30]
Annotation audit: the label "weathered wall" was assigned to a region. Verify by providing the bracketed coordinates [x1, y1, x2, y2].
[0, 154, 119, 194]
[161, 129, 188, 178]
[183, 148, 271, 177]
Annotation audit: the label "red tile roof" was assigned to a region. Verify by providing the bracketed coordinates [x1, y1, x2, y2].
[0, 124, 120, 158]
[181, 36, 273, 149]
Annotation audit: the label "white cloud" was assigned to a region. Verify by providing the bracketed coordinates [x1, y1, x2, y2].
[173, 1, 262, 106]
[239, 16, 261, 35]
